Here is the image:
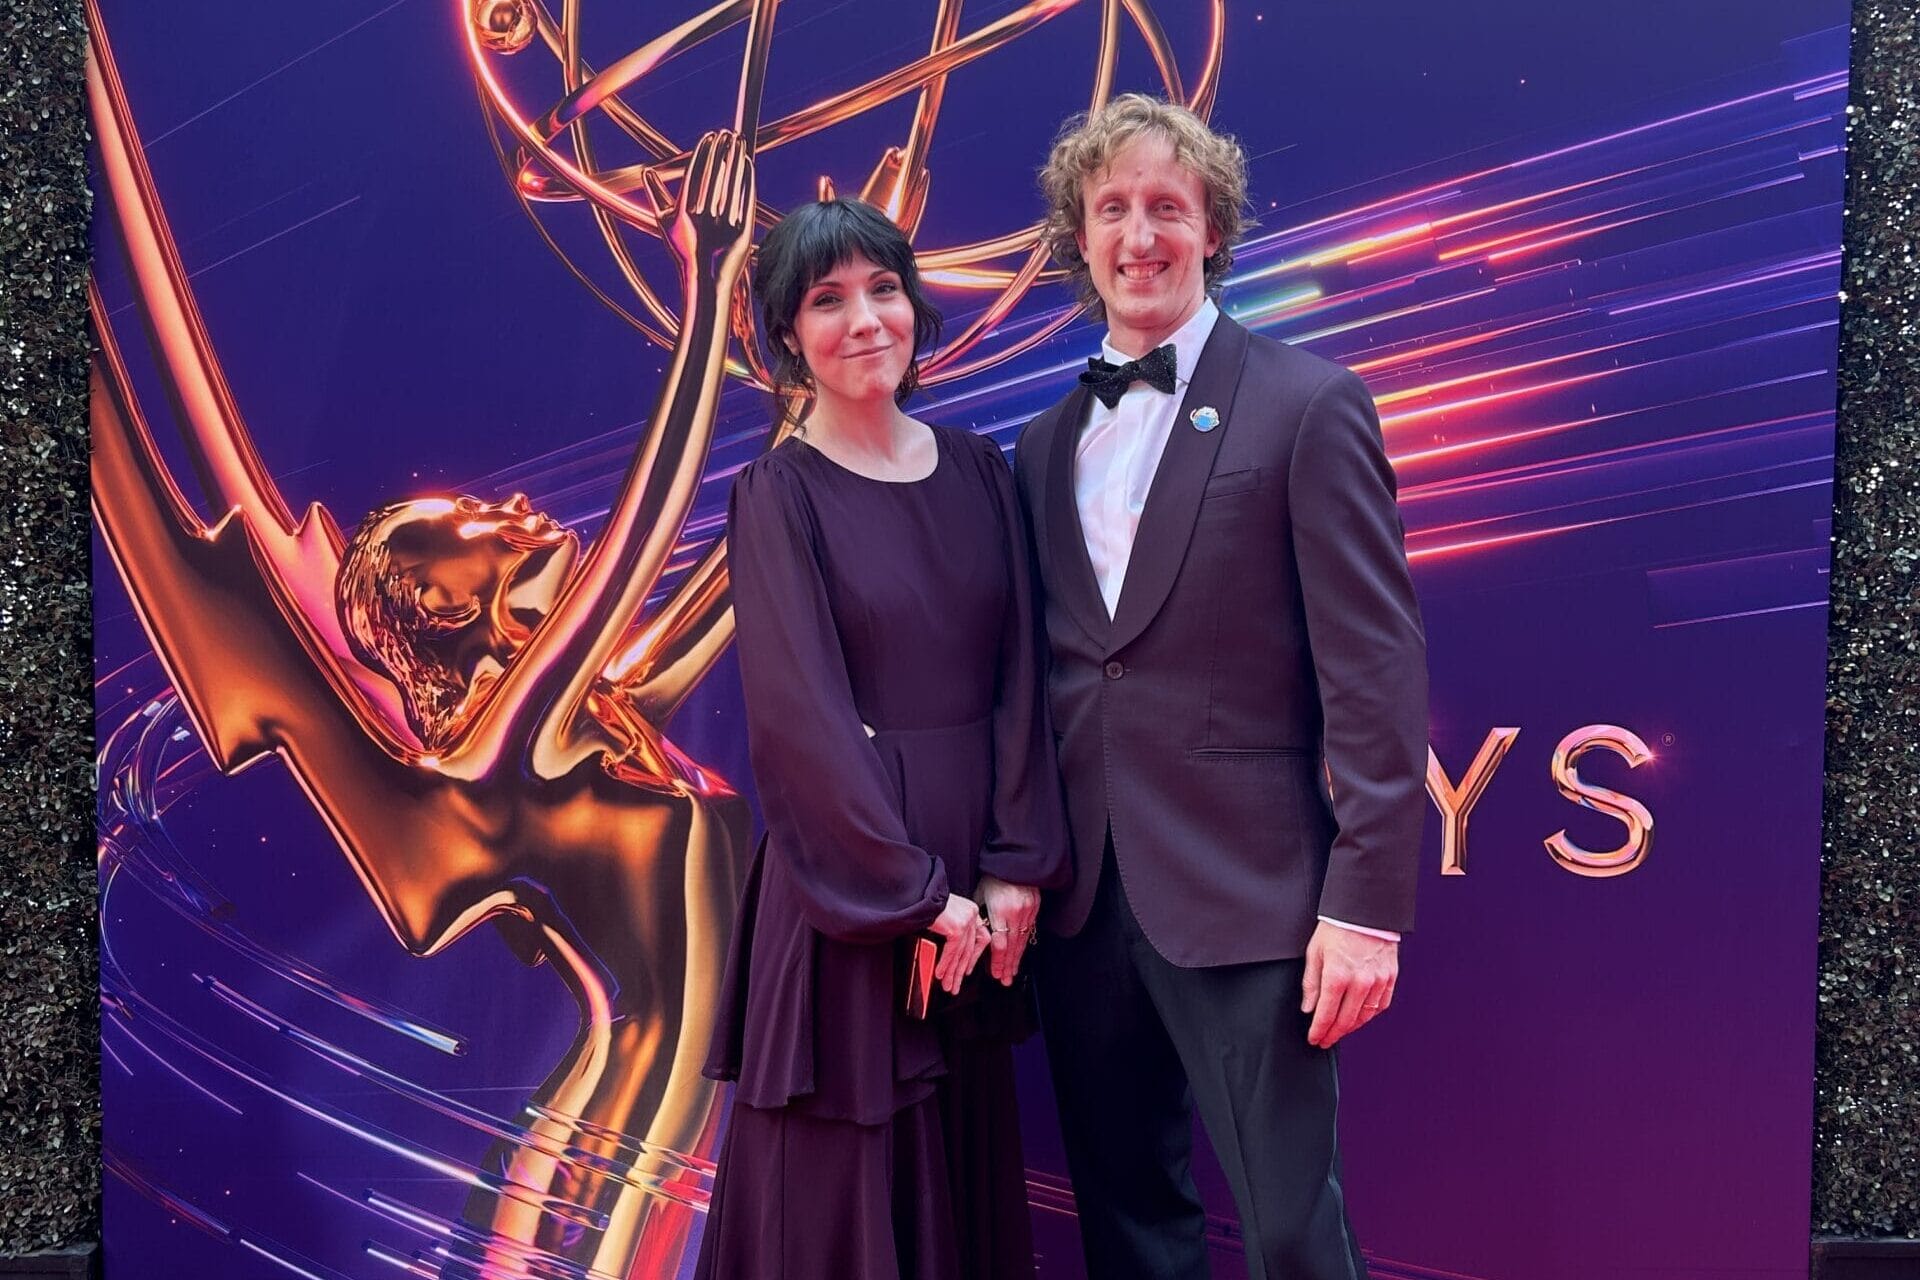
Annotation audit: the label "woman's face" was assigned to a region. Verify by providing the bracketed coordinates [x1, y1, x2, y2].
[787, 251, 917, 407]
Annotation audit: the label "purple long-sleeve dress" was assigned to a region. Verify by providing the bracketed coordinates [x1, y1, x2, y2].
[695, 424, 1070, 1280]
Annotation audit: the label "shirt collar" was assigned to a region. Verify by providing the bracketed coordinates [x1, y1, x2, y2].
[1099, 297, 1220, 392]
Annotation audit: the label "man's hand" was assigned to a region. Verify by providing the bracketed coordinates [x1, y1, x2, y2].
[1301, 920, 1398, 1049]
[975, 873, 1041, 985]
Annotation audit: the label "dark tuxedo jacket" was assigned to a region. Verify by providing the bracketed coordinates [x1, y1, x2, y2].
[1013, 314, 1428, 967]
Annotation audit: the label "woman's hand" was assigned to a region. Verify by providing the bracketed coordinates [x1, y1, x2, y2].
[975, 874, 1041, 985]
[927, 894, 991, 995]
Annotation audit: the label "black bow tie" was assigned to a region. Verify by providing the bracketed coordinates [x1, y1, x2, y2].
[1079, 343, 1178, 409]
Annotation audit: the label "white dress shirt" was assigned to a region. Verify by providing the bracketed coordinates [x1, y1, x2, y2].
[1074, 299, 1399, 945]
[1074, 300, 1219, 618]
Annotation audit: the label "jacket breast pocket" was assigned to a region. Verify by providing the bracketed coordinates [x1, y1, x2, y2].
[1188, 746, 1311, 759]
[1202, 466, 1264, 499]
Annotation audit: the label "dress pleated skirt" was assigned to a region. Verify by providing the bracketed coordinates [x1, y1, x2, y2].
[693, 1034, 1036, 1280]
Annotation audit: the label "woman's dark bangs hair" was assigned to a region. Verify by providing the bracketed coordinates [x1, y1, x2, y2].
[754, 198, 943, 422]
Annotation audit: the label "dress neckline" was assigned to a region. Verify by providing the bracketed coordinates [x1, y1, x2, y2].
[790, 423, 945, 486]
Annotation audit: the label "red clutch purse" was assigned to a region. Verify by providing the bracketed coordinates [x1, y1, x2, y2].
[902, 930, 1029, 1021]
[902, 931, 941, 1020]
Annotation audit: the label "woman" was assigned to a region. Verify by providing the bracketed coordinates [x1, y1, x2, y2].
[696, 197, 1070, 1279]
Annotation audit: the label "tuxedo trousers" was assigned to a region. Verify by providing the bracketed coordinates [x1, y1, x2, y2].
[1035, 837, 1368, 1280]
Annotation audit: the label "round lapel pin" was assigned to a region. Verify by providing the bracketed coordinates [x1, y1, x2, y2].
[1190, 405, 1221, 433]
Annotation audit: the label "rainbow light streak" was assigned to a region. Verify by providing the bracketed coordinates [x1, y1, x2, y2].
[106, 1149, 363, 1280]
[1225, 285, 1324, 328]
[298, 1174, 630, 1280]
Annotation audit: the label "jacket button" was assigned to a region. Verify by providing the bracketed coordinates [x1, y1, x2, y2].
[1104, 660, 1125, 680]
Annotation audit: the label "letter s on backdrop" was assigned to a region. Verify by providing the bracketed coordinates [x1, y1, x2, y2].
[1545, 725, 1655, 877]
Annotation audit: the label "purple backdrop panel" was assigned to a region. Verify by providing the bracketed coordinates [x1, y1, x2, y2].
[90, 3, 1840, 1278]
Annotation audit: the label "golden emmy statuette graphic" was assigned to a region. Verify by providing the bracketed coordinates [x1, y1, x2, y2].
[89, 1, 1223, 1275]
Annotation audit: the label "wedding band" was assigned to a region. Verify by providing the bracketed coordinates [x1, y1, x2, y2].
[990, 924, 1008, 933]
[1363, 1003, 1381, 1011]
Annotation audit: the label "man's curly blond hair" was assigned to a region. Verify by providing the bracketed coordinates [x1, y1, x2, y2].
[1039, 93, 1251, 321]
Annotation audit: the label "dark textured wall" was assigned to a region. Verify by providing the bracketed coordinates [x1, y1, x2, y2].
[1816, 0, 1920, 1242]
[0, 0, 1914, 1261]
[0, 0, 99, 1254]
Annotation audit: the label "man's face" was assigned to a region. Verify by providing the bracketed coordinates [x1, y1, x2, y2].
[1076, 132, 1220, 356]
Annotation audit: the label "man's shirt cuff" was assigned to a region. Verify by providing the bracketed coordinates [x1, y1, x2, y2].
[1318, 915, 1402, 943]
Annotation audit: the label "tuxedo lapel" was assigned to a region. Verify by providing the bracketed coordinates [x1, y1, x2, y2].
[1107, 315, 1250, 654]
[1041, 386, 1111, 648]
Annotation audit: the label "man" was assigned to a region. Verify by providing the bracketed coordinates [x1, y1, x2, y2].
[1011, 94, 1428, 1280]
